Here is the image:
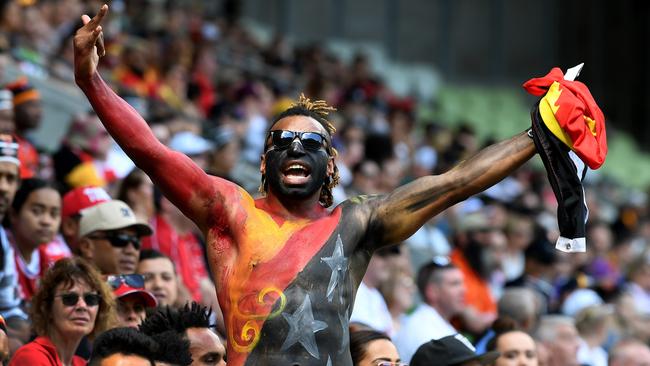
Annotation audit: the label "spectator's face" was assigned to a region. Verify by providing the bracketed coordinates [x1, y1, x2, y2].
[610, 343, 650, 366]
[51, 279, 99, 339]
[432, 268, 466, 317]
[137, 258, 179, 307]
[546, 324, 580, 366]
[14, 99, 42, 131]
[261, 116, 333, 202]
[99, 353, 151, 366]
[495, 331, 538, 366]
[186, 327, 226, 366]
[116, 296, 147, 329]
[357, 338, 401, 366]
[0, 109, 14, 133]
[83, 228, 141, 274]
[11, 187, 61, 250]
[0, 162, 19, 219]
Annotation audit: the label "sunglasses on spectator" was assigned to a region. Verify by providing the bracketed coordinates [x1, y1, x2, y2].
[88, 232, 141, 250]
[376, 362, 408, 366]
[431, 255, 452, 267]
[107, 274, 145, 290]
[55, 292, 101, 307]
[267, 130, 328, 151]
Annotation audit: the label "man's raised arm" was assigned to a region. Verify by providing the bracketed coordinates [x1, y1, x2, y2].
[368, 131, 536, 246]
[73, 5, 232, 231]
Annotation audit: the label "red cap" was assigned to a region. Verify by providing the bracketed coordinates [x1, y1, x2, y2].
[113, 283, 158, 308]
[61, 186, 111, 218]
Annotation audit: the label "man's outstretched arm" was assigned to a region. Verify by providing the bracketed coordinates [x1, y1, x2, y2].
[73, 5, 233, 231]
[368, 131, 535, 246]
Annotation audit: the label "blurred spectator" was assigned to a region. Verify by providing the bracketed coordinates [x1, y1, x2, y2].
[108, 273, 157, 329]
[143, 196, 210, 304]
[5, 77, 40, 178]
[139, 302, 226, 366]
[78, 200, 152, 275]
[575, 305, 612, 366]
[0, 316, 8, 364]
[450, 211, 499, 334]
[395, 256, 465, 363]
[507, 236, 557, 313]
[410, 334, 499, 366]
[10, 257, 116, 366]
[346, 160, 381, 197]
[136, 249, 182, 308]
[0, 134, 24, 321]
[168, 131, 214, 172]
[608, 339, 650, 366]
[379, 264, 416, 334]
[350, 248, 396, 336]
[9, 178, 61, 300]
[60, 186, 111, 255]
[486, 320, 538, 366]
[349, 329, 402, 366]
[625, 253, 650, 314]
[476, 287, 543, 353]
[116, 168, 155, 223]
[206, 126, 240, 183]
[534, 315, 580, 366]
[502, 215, 535, 282]
[88, 327, 157, 366]
[0, 89, 13, 133]
[52, 111, 116, 191]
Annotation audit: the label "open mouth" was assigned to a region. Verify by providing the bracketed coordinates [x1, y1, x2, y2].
[281, 162, 311, 185]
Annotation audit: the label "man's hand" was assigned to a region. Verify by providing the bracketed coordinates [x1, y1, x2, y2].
[73, 4, 108, 84]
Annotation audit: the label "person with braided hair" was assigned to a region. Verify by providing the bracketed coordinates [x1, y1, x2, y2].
[73, 6, 541, 365]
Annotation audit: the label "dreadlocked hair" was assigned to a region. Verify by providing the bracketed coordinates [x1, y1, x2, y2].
[259, 93, 340, 207]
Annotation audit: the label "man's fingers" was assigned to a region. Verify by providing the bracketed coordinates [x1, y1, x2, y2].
[84, 4, 108, 29]
[96, 31, 106, 57]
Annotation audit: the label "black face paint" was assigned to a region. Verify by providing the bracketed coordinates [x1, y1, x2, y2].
[265, 139, 330, 201]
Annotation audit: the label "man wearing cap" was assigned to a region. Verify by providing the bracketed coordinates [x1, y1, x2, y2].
[78, 200, 152, 275]
[0, 134, 25, 321]
[395, 258, 466, 363]
[109, 274, 157, 329]
[5, 77, 41, 179]
[411, 334, 500, 366]
[60, 185, 111, 254]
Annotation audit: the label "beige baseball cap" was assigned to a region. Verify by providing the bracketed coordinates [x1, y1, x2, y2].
[78, 200, 153, 238]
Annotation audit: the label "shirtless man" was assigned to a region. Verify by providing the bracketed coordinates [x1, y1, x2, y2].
[74, 6, 536, 365]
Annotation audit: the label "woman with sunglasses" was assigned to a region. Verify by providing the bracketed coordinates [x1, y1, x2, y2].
[350, 329, 406, 366]
[9, 257, 116, 366]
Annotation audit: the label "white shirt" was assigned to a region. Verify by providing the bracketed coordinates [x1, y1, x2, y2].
[350, 281, 394, 336]
[394, 303, 457, 363]
[0, 227, 26, 319]
[577, 338, 608, 366]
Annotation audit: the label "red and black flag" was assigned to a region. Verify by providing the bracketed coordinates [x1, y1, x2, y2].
[524, 66, 607, 252]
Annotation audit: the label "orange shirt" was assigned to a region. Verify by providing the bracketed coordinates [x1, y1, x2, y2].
[450, 248, 497, 315]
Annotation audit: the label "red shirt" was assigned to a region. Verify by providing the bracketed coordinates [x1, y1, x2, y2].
[9, 336, 86, 366]
[142, 214, 210, 302]
[15, 135, 39, 179]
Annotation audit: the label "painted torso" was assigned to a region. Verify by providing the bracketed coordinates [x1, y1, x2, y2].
[207, 187, 373, 366]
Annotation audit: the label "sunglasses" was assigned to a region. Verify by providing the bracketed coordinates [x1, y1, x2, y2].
[89, 232, 141, 250]
[55, 292, 101, 307]
[107, 274, 145, 290]
[267, 130, 328, 151]
[376, 362, 408, 366]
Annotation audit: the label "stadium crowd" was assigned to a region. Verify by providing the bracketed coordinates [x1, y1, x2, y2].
[1, 0, 650, 365]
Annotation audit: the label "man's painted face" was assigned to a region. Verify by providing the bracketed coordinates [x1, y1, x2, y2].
[263, 116, 332, 201]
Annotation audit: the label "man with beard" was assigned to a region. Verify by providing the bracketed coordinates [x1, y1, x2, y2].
[74, 6, 540, 365]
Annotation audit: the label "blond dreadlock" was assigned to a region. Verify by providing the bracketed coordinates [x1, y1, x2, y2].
[259, 94, 340, 207]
